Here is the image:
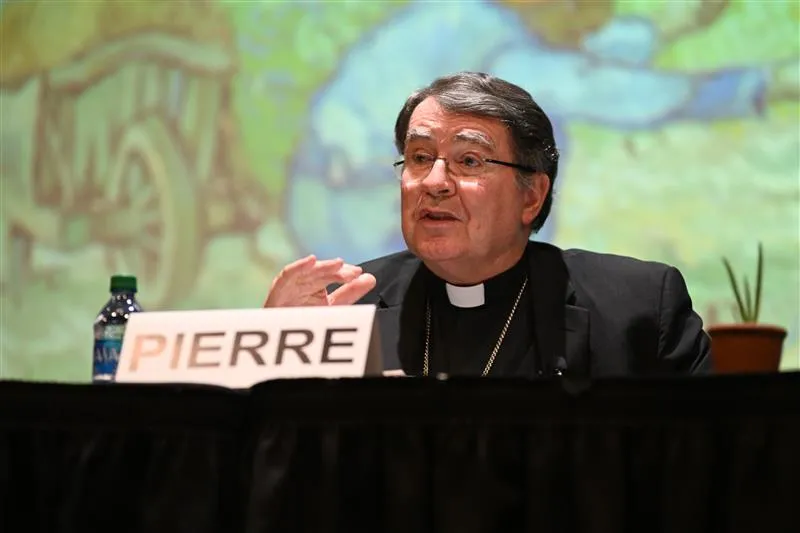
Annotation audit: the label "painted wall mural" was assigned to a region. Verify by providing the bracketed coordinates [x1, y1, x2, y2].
[1, 0, 798, 381]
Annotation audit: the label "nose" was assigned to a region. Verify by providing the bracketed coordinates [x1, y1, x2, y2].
[420, 158, 454, 196]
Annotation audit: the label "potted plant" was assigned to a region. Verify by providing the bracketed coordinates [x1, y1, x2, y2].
[707, 243, 787, 373]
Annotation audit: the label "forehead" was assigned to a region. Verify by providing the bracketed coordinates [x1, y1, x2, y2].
[406, 97, 510, 151]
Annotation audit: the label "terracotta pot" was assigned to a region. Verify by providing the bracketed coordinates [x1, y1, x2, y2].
[707, 323, 787, 374]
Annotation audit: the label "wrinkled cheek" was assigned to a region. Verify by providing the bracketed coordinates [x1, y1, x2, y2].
[400, 181, 417, 231]
[400, 179, 419, 194]
[457, 180, 483, 230]
[400, 181, 419, 211]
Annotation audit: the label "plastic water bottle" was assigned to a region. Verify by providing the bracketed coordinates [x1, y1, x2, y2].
[92, 275, 143, 382]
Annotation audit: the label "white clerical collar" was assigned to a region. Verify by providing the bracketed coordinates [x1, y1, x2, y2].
[445, 283, 485, 308]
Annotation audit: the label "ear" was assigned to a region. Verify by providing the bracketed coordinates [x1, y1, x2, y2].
[521, 173, 550, 226]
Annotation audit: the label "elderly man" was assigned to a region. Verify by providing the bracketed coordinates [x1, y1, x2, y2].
[264, 72, 711, 378]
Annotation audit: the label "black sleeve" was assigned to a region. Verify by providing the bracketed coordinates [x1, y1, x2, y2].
[656, 266, 712, 374]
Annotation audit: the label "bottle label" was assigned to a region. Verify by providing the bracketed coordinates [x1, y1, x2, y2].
[93, 325, 126, 378]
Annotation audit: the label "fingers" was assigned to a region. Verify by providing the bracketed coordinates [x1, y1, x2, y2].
[265, 255, 371, 308]
[282, 254, 317, 272]
[299, 262, 363, 293]
[276, 257, 356, 288]
[327, 273, 377, 306]
[327, 263, 363, 283]
[278, 255, 331, 281]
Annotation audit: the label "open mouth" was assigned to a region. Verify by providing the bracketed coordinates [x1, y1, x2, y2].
[420, 209, 458, 221]
[425, 213, 456, 221]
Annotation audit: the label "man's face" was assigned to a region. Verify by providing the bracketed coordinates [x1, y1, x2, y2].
[399, 97, 548, 278]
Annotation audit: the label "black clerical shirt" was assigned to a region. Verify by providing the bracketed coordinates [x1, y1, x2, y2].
[425, 255, 535, 377]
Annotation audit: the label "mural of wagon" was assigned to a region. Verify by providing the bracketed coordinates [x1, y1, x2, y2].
[1, 7, 268, 309]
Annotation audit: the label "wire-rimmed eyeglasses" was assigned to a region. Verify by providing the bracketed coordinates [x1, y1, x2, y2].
[393, 151, 536, 181]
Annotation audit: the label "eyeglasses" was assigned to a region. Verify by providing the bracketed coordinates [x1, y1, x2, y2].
[393, 150, 536, 181]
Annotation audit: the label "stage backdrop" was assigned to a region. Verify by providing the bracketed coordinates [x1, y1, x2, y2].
[1, 0, 798, 381]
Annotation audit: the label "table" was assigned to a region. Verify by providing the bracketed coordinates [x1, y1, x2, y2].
[1, 373, 798, 533]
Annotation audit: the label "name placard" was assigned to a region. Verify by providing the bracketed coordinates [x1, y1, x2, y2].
[114, 305, 383, 388]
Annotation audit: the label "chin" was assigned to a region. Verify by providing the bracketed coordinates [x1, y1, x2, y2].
[410, 238, 467, 263]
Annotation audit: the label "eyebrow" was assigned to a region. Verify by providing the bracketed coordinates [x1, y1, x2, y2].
[453, 130, 494, 149]
[405, 128, 433, 145]
[405, 128, 495, 149]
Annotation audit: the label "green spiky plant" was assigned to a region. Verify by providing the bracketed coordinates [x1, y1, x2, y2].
[722, 243, 763, 324]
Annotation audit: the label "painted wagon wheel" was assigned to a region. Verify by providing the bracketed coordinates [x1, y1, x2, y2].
[103, 116, 201, 309]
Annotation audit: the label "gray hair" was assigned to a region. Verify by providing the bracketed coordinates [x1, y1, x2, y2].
[394, 72, 560, 233]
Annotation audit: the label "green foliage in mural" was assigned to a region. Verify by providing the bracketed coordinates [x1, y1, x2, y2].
[222, 1, 408, 195]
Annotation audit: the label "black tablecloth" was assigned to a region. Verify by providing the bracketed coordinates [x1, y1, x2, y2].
[1, 373, 799, 533]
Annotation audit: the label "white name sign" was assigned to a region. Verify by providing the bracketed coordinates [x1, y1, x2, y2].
[115, 305, 383, 388]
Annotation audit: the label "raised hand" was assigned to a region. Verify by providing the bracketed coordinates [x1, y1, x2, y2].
[263, 255, 377, 308]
